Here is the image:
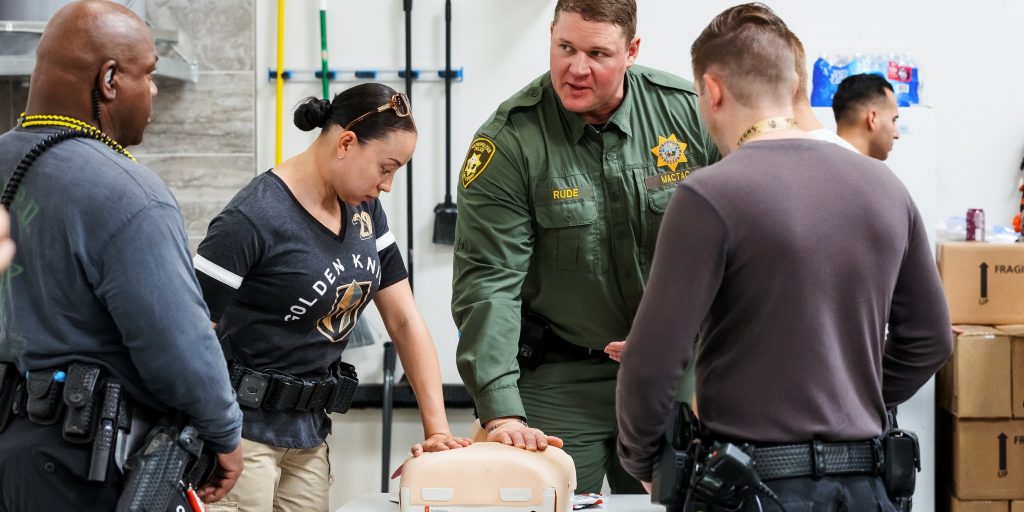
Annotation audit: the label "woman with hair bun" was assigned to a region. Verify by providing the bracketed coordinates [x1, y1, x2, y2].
[194, 83, 470, 512]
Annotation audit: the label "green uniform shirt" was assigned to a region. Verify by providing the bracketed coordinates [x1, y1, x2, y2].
[452, 65, 720, 422]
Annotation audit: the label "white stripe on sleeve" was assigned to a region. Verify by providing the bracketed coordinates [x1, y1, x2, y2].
[193, 254, 243, 290]
[376, 231, 396, 252]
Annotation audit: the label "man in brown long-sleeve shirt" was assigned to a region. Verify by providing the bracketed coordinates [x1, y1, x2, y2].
[615, 4, 952, 510]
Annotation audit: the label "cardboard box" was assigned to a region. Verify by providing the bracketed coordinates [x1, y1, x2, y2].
[937, 242, 1024, 325]
[937, 325, 1013, 418]
[1019, 338, 1024, 418]
[950, 497, 1009, 512]
[938, 413, 1024, 499]
[995, 325, 1024, 418]
[1012, 501, 1024, 512]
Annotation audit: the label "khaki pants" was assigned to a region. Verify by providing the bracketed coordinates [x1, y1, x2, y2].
[207, 438, 331, 512]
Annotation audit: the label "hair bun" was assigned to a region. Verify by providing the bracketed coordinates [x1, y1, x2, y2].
[293, 97, 332, 131]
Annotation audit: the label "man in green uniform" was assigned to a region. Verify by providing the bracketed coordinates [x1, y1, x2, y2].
[452, 0, 718, 494]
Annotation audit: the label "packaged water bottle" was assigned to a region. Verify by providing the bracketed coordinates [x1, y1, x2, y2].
[811, 54, 855, 106]
[810, 55, 834, 106]
[812, 52, 922, 107]
[885, 53, 920, 106]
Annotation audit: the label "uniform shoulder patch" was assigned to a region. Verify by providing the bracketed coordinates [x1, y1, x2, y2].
[479, 75, 548, 138]
[633, 65, 696, 95]
[461, 137, 497, 189]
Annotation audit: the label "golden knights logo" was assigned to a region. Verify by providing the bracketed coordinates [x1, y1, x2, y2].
[352, 211, 373, 240]
[317, 280, 372, 343]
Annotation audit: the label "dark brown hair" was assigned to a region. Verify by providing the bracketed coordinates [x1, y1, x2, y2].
[554, 0, 637, 46]
[293, 82, 416, 141]
[691, 3, 796, 108]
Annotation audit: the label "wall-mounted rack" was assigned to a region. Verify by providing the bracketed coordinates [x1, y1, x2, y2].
[267, 67, 464, 83]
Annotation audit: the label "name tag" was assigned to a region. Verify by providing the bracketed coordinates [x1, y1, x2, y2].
[552, 187, 581, 200]
[644, 166, 701, 191]
[536, 184, 595, 204]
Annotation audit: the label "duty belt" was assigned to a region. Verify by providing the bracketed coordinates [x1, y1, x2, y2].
[0, 361, 143, 483]
[750, 440, 883, 481]
[517, 311, 609, 370]
[229, 362, 357, 413]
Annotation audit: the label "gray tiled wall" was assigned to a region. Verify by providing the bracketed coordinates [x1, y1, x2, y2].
[0, 80, 28, 134]
[145, 0, 255, 73]
[0, 81, 11, 133]
[0, 0, 256, 250]
[138, 0, 256, 249]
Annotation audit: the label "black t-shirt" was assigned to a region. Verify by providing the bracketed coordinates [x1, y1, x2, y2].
[195, 171, 407, 448]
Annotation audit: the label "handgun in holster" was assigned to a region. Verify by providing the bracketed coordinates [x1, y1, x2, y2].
[651, 401, 701, 511]
[116, 423, 216, 512]
[883, 429, 920, 512]
[326, 361, 359, 414]
[517, 311, 551, 370]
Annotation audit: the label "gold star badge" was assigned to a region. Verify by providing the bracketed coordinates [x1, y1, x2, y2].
[650, 134, 688, 171]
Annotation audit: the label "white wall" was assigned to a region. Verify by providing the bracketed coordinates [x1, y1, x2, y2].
[252, 1, 1024, 508]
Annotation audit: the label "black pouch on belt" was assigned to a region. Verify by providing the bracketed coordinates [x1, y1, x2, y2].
[63, 363, 103, 443]
[517, 312, 551, 371]
[882, 429, 920, 509]
[326, 362, 358, 414]
[26, 368, 65, 425]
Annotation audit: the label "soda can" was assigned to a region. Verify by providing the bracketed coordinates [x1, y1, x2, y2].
[966, 208, 985, 241]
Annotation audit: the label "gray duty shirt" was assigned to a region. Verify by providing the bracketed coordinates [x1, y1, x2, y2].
[0, 127, 242, 452]
[616, 139, 952, 481]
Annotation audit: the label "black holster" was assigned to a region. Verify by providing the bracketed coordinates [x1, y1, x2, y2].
[652, 402, 701, 510]
[517, 311, 550, 370]
[517, 311, 607, 370]
[327, 362, 358, 414]
[882, 429, 919, 512]
[116, 424, 215, 512]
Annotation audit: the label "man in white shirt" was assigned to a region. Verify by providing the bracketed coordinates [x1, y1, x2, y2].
[833, 73, 901, 160]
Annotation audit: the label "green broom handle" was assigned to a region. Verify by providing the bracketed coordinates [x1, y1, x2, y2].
[319, 0, 329, 100]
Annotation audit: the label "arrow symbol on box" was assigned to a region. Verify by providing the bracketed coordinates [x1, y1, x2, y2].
[980, 262, 989, 305]
[998, 432, 1008, 477]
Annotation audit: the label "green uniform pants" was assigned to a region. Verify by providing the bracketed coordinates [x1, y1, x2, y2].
[518, 352, 697, 494]
[518, 355, 644, 494]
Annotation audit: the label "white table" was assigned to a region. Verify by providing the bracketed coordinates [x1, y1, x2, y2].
[336, 493, 663, 512]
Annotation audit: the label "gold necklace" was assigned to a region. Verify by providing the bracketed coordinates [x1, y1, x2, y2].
[17, 113, 136, 162]
[736, 116, 797, 148]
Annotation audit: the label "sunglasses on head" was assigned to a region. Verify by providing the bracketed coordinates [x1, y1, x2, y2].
[343, 93, 411, 132]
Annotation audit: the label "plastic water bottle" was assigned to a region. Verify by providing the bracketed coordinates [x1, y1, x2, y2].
[811, 53, 856, 106]
[812, 52, 922, 107]
[884, 53, 920, 106]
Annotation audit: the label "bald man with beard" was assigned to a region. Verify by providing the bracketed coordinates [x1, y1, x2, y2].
[0, 1, 242, 509]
